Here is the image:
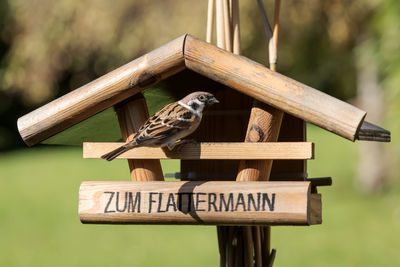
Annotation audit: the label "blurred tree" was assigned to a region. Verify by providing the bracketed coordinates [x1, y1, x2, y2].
[0, 0, 377, 106]
[0, 0, 209, 106]
[355, 39, 387, 193]
[372, 0, 400, 187]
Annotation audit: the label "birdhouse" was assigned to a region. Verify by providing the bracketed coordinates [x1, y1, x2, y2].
[17, 34, 390, 261]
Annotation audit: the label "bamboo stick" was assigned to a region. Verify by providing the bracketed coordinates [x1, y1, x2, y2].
[231, 0, 240, 54]
[227, 227, 236, 266]
[222, 0, 232, 52]
[243, 226, 254, 267]
[83, 142, 314, 160]
[17, 35, 187, 146]
[267, 249, 276, 267]
[235, 227, 244, 267]
[216, 0, 225, 48]
[256, 0, 273, 43]
[218, 227, 227, 267]
[252, 227, 262, 267]
[206, 0, 215, 43]
[269, 0, 281, 70]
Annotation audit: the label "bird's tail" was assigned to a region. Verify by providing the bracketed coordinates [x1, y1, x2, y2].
[101, 143, 136, 161]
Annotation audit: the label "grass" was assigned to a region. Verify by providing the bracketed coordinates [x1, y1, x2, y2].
[0, 125, 399, 266]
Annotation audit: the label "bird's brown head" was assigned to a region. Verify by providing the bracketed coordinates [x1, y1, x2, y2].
[180, 91, 219, 109]
[179, 92, 219, 115]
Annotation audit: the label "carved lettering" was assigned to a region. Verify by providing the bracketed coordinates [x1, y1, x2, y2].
[128, 192, 141, 213]
[104, 192, 115, 213]
[262, 193, 276, 211]
[102, 191, 277, 214]
[219, 193, 234, 212]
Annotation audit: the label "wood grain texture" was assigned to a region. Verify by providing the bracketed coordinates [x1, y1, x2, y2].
[183, 35, 366, 141]
[83, 142, 314, 160]
[79, 181, 319, 225]
[115, 94, 164, 181]
[17, 35, 187, 146]
[237, 101, 284, 181]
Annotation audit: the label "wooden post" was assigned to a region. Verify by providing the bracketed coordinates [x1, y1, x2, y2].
[236, 103, 283, 181]
[115, 94, 164, 181]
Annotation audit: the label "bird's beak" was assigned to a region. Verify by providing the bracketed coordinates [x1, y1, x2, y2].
[209, 97, 219, 105]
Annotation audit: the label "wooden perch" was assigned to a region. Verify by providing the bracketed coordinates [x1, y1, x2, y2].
[79, 181, 321, 225]
[83, 142, 314, 160]
[356, 121, 391, 142]
[18, 34, 372, 146]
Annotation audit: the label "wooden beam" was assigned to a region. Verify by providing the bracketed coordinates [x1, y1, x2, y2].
[83, 142, 314, 160]
[79, 181, 320, 225]
[184, 35, 367, 141]
[17, 35, 187, 146]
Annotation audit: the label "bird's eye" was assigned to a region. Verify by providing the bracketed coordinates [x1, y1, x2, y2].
[199, 95, 206, 102]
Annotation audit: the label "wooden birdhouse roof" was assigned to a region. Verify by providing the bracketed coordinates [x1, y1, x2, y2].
[17, 34, 390, 146]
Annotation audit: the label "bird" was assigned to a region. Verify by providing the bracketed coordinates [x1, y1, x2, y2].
[101, 91, 219, 161]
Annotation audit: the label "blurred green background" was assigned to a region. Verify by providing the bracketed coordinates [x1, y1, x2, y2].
[0, 0, 399, 266]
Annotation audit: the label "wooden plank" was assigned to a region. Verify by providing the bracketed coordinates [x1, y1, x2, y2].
[79, 181, 319, 225]
[184, 35, 367, 141]
[83, 142, 314, 160]
[17, 35, 187, 146]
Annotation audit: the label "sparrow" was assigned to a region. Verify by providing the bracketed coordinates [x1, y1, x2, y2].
[101, 91, 219, 161]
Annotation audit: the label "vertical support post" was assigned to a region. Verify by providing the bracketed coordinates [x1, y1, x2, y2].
[115, 93, 164, 181]
[236, 101, 283, 267]
[236, 103, 283, 181]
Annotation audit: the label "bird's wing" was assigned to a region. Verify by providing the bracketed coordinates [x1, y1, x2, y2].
[134, 102, 197, 144]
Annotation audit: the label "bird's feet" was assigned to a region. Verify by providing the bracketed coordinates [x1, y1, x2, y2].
[167, 139, 197, 151]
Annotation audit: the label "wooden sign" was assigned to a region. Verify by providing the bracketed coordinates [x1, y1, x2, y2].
[79, 181, 321, 225]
